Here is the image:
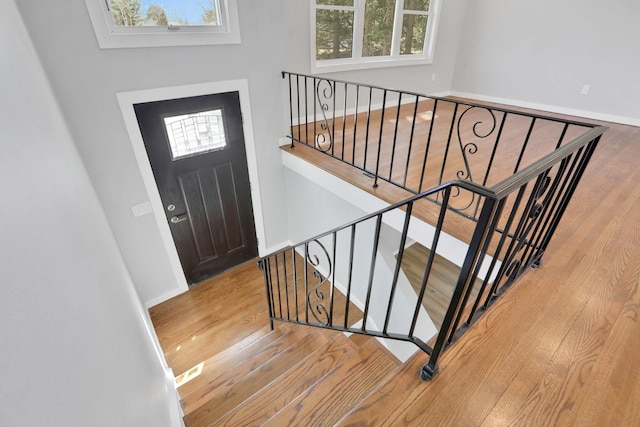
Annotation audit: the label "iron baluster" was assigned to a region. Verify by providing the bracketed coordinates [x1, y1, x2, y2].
[363, 87, 373, 171]
[304, 242, 309, 323]
[402, 96, 420, 189]
[341, 82, 348, 161]
[304, 77, 309, 146]
[313, 76, 316, 149]
[362, 215, 383, 331]
[344, 224, 356, 329]
[284, 72, 294, 145]
[332, 80, 336, 157]
[439, 102, 459, 189]
[389, 92, 403, 183]
[330, 232, 337, 326]
[373, 89, 388, 188]
[295, 74, 301, 144]
[555, 123, 569, 150]
[274, 254, 283, 319]
[352, 84, 359, 165]
[422, 197, 499, 380]
[383, 201, 414, 334]
[480, 111, 507, 187]
[282, 251, 290, 319]
[535, 137, 601, 258]
[292, 247, 299, 322]
[513, 117, 537, 174]
[409, 187, 451, 337]
[418, 98, 438, 193]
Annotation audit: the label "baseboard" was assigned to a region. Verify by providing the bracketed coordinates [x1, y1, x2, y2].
[144, 287, 187, 309]
[165, 367, 185, 427]
[261, 240, 294, 258]
[445, 91, 640, 127]
[288, 94, 428, 128]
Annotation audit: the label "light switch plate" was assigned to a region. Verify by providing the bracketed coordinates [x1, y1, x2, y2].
[131, 202, 153, 218]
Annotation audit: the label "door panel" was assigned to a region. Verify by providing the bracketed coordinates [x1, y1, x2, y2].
[135, 92, 257, 285]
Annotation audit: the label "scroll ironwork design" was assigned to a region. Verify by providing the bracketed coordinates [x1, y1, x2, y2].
[315, 79, 334, 152]
[501, 170, 557, 283]
[305, 239, 333, 325]
[455, 106, 497, 182]
[450, 106, 498, 212]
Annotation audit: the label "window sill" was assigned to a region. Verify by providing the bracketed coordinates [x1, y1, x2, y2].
[311, 55, 433, 74]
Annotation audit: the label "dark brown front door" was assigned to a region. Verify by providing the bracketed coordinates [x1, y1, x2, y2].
[135, 92, 257, 285]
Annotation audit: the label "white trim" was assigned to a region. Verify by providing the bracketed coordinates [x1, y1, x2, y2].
[166, 366, 185, 427]
[279, 137, 291, 147]
[132, 288, 184, 425]
[117, 80, 267, 303]
[312, 53, 433, 75]
[84, 0, 241, 49]
[447, 91, 640, 127]
[144, 287, 187, 310]
[263, 240, 294, 257]
[429, 91, 451, 98]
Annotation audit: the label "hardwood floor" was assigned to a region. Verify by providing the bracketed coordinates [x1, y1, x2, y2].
[150, 260, 402, 426]
[151, 103, 640, 425]
[400, 242, 482, 330]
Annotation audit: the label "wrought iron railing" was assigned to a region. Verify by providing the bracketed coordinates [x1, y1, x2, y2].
[260, 73, 607, 379]
[282, 71, 598, 221]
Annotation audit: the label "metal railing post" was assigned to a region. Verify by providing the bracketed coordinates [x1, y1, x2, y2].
[421, 196, 498, 380]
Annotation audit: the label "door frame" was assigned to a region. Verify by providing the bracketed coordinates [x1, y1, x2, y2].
[117, 80, 266, 297]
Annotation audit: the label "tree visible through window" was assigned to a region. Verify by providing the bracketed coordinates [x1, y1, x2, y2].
[85, 0, 240, 48]
[314, 0, 438, 70]
[108, 0, 221, 27]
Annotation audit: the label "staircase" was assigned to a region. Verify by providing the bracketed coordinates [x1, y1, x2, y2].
[180, 324, 405, 426]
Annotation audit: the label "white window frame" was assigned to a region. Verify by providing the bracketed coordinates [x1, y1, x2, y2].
[311, 0, 442, 74]
[84, 0, 241, 49]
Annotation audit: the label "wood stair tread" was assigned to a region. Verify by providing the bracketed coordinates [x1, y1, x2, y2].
[159, 309, 268, 375]
[262, 337, 401, 427]
[176, 324, 285, 398]
[336, 350, 429, 426]
[213, 332, 358, 426]
[183, 327, 327, 426]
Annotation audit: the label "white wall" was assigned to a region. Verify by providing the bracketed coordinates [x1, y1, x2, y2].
[283, 0, 469, 95]
[452, 0, 640, 124]
[0, 1, 181, 425]
[16, 0, 291, 305]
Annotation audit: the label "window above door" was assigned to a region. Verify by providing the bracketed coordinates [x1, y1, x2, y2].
[311, 0, 442, 73]
[84, 0, 241, 48]
[164, 110, 228, 160]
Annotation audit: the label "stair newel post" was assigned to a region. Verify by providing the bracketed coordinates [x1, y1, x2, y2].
[295, 73, 301, 145]
[421, 195, 499, 380]
[283, 72, 295, 148]
[258, 258, 275, 330]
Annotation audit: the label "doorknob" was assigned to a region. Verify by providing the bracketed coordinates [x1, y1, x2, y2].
[170, 214, 188, 224]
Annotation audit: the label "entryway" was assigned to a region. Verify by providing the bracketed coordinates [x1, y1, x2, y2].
[135, 91, 258, 285]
